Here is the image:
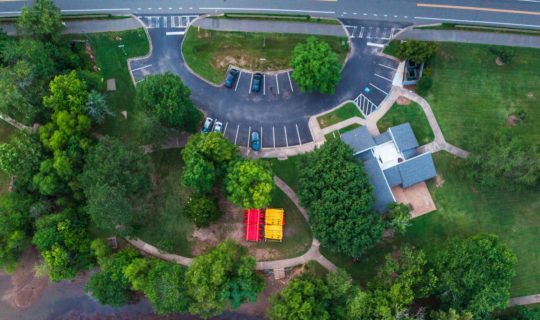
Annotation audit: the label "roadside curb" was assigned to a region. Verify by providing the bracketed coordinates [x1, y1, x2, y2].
[127, 14, 154, 86]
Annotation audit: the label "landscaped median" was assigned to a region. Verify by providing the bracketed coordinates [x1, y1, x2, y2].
[181, 27, 349, 84]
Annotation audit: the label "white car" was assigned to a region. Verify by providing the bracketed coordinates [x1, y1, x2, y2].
[213, 121, 223, 133]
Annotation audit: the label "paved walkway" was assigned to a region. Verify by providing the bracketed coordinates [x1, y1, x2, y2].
[510, 294, 540, 306]
[1, 17, 141, 36]
[192, 18, 347, 37]
[397, 29, 540, 49]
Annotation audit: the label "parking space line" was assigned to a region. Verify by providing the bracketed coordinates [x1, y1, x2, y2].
[234, 124, 240, 144]
[247, 126, 251, 148]
[223, 122, 228, 135]
[359, 26, 365, 38]
[249, 73, 254, 94]
[234, 71, 242, 91]
[375, 73, 393, 82]
[263, 74, 266, 95]
[287, 72, 294, 92]
[131, 64, 152, 72]
[369, 82, 389, 95]
[272, 126, 276, 149]
[284, 126, 288, 147]
[163, 16, 168, 28]
[275, 74, 280, 95]
[296, 124, 302, 145]
[260, 127, 263, 147]
[378, 63, 396, 70]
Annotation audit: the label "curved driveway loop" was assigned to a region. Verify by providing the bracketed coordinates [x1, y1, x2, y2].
[129, 15, 410, 149]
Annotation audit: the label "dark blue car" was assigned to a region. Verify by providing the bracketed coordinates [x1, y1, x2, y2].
[251, 131, 261, 151]
[251, 73, 263, 93]
[225, 68, 239, 88]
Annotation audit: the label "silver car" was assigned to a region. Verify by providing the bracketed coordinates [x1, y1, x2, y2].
[213, 121, 223, 133]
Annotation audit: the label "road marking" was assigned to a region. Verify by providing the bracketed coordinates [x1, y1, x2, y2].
[414, 16, 540, 28]
[162, 16, 168, 28]
[367, 42, 385, 48]
[247, 126, 251, 148]
[169, 7, 173, 10]
[369, 83, 389, 95]
[296, 124, 302, 145]
[284, 126, 289, 147]
[137, 8, 141, 11]
[275, 74, 280, 95]
[417, 3, 540, 16]
[223, 122, 229, 135]
[260, 127, 263, 147]
[234, 124, 240, 144]
[234, 71, 242, 91]
[166, 31, 185, 35]
[375, 73, 393, 82]
[359, 26, 365, 38]
[131, 64, 152, 72]
[287, 72, 294, 92]
[518, 0, 540, 2]
[366, 27, 372, 39]
[263, 74, 266, 95]
[378, 63, 396, 70]
[249, 73, 254, 94]
[272, 126, 276, 149]
[198, 7, 335, 14]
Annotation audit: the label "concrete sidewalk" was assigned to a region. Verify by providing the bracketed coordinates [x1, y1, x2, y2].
[0, 17, 141, 36]
[397, 29, 540, 49]
[192, 18, 347, 37]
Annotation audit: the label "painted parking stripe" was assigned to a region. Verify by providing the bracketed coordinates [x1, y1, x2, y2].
[378, 63, 396, 70]
[131, 64, 152, 72]
[249, 73, 254, 94]
[272, 126, 276, 149]
[284, 126, 288, 147]
[223, 122, 228, 135]
[162, 16, 168, 28]
[263, 74, 266, 95]
[247, 126, 251, 148]
[369, 82, 389, 95]
[359, 26, 365, 38]
[260, 127, 263, 148]
[287, 72, 294, 92]
[234, 71, 242, 91]
[375, 73, 393, 82]
[234, 124, 240, 144]
[274, 74, 280, 95]
[296, 124, 302, 145]
[166, 31, 185, 35]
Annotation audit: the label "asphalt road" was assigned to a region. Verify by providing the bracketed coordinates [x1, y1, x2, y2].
[130, 15, 403, 148]
[1, 0, 539, 29]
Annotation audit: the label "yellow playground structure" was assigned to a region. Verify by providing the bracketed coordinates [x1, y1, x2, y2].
[264, 208, 284, 242]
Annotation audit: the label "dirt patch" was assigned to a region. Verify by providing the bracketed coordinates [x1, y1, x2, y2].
[435, 174, 445, 188]
[508, 115, 518, 127]
[2, 247, 50, 310]
[496, 57, 505, 66]
[396, 96, 412, 105]
[84, 42, 98, 72]
[527, 92, 535, 99]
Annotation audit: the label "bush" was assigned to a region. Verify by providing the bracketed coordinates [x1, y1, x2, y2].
[416, 76, 433, 96]
[184, 194, 221, 228]
[397, 41, 439, 64]
[489, 46, 515, 64]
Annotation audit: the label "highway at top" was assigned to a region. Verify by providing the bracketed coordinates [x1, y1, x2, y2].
[1, 0, 540, 29]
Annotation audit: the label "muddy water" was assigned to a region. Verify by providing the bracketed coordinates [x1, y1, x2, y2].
[0, 274, 258, 320]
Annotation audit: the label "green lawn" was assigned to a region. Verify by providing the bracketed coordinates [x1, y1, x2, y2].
[254, 187, 312, 260]
[424, 43, 540, 148]
[317, 102, 363, 129]
[182, 28, 349, 84]
[86, 29, 150, 142]
[210, 14, 341, 25]
[377, 102, 434, 145]
[324, 123, 362, 141]
[135, 149, 194, 257]
[266, 156, 301, 193]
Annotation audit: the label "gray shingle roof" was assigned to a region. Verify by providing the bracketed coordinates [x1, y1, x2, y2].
[398, 153, 437, 188]
[341, 126, 375, 154]
[384, 166, 402, 187]
[374, 132, 392, 145]
[389, 123, 419, 152]
[364, 158, 395, 213]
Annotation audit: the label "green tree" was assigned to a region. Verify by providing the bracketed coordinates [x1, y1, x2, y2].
[185, 241, 264, 318]
[80, 137, 151, 236]
[32, 208, 93, 281]
[268, 274, 332, 320]
[430, 309, 474, 320]
[0, 130, 44, 187]
[18, 0, 64, 43]
[85, 244, 139, 307]
[290, 36, 341, 94]
[124, 258, 190, 314]
[397, 40, 439, 64]
[181, 155, 215, 194]
[225, 160, 274, 209]
[135, 72, 201, 131]
[298, 139, 384, 257]
[85, 90, 113, 124]
[132, 112, 171, 149]
[182, 132, 238, 167]
[0, 192, 33, 270]
[184, 193, 221, 228]
[434, 234, 517, 316]
[386, 203, 412, 234]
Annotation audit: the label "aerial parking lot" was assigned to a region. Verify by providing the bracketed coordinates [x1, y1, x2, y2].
[129, 15, 408, 149]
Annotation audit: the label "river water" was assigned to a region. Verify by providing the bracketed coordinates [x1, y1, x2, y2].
[0, 274, 259, 320]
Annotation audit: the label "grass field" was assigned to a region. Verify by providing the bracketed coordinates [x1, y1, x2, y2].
[135, 149, 194, 256]
[265, 156, 301, 193]
[86, 29, 149, 141]
[317, 102, 363, 129]
[377, 102, 434, 145]
[182, 28, 349, 84]
[324, 123, 362, 141]
[210, 14, 341, 25]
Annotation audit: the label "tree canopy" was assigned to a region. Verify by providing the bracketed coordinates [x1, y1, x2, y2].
[397, 40, 439, 64]
[290, 36, 341, 94]
[184, 193, 221, 228]
[135, 72, 201, 131]
[0, 192, 33, 270]
[298, 139, 384, 257]
[18, 0, 64, 43]
[0, 130, 44, 187]
[225, 160, 274, 209]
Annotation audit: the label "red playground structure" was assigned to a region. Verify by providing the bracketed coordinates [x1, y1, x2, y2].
[244, 209, 264, 242]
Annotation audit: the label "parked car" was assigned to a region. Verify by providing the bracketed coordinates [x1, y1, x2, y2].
[201, 117, 214, 133]
[251, 131, 261, 151]
[251, 73, 263, 93]
[225, 68, 239, 88]
[213, 121, 223, 133]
